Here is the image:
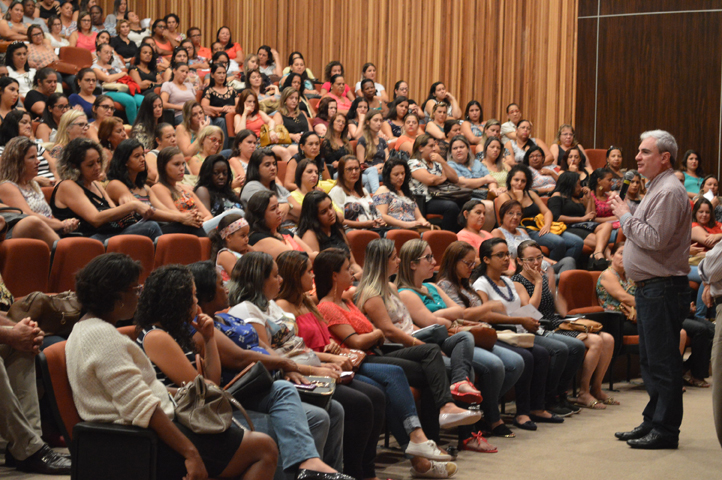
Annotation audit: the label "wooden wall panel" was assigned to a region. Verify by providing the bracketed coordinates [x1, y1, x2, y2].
[576, 5, 722, 175]
[98, 0, 578, 145]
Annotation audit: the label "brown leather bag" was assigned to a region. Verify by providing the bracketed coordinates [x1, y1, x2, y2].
[449, 324, 497, 351]
[7, 291, 82, 337]
[339, 348, 366, 371]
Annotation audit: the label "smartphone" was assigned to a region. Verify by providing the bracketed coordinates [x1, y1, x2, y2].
[295, 383, 317, 391]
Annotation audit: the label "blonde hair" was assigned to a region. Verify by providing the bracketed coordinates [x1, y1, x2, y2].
[52, 110, 86, 149]
[553, 124, 579, 147]
[355, 239, 398, 313]
[197, 125, 224, 155]
[395, 239, 430, 296]
[0, 136, 41, 193]
[278, 87, 300, 116]
[361, 111, 384, 164]
[181, 100, 202, 134]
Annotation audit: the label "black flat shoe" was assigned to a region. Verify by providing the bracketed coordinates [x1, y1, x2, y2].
[513, 418, 537, 431]
[297, 469, 355, 480]
[529, 413, 564, 424]
[14, 445, 71, 475]
[627, 432, 678, 450]
[490, 423, 515, 438]
[615, 425, 652, 441]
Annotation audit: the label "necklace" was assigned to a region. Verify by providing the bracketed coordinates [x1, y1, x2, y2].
[484, 275, 514, 302]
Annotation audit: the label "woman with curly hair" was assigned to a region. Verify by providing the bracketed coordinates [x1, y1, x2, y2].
[193, 154, 244, 231]
[51, 137, 161, 240]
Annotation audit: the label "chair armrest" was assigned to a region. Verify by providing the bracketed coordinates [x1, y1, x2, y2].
[378, 343, 404, 354]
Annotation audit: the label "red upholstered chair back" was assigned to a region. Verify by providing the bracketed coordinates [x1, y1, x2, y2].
[48, 238, 106, 293]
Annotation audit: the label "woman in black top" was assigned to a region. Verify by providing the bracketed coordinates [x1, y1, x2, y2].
[320, 113, 351, 176]
[110, 19, 138, 63]
[284, 131, 330, 191]
[272, 86, 311, 145]
[194, 154, 243, 217]
[547, 171, 613, 269]
[130, 44, 160, 95]
[280, 73, 313, 117]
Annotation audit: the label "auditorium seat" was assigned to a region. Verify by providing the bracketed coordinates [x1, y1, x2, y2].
[48, 238, 105, 293]
[105, 235, 155, 284]
[0, 239, 50, 296]
[153, 234, 202, 268]
[347, 230, 380, 268]
[586, 149, 607, 170]
[199, 237, 212, 261]
[386, 229, 421, 256]
[422, 230, 457, 270]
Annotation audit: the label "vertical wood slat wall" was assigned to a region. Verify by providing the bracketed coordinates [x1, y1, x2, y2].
[101, 0, 578, 144]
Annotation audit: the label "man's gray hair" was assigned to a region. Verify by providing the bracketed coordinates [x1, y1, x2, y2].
[640, 130, 678, 167]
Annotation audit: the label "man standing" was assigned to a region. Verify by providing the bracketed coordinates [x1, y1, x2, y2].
[1, 314, 71, 474]
[608, 130, 690, 450]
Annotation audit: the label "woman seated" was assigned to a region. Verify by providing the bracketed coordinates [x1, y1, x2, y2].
[279, 73, 315, 116]
[5, 40, 35, 97]
[422, 82, 461, 120]
[176, 100, 209, 158]
[187, 125, 224, 181]
[446, 135, 497, 223]
[692, 198, 722, 251]
[316, 249, 481, 450]
[423, 102, 449, 141]
[284, 132, 331, 192]
[188, 261, 363, 480]
[234, 89, 271, 137]
[68, 68, 98, 119]
[193, 154, 244, 231]
[319, 61, 352, 100]
[511, 240, 615, 409]
[680, 149, 704, 200]
[354, 63, 387, 102]
[558, 146, 592, 187]
[320, 113, 351, 177]
[459, 101, 485, 146]
[380, 96, 409, 145]
[523, 146, 557, 196]
[471, 238, 558, 430]
[129, 43, 162, 97]
[491, 199, 575, 278]
[0, 109, 58, 186]
[476, 136, 510, 199]
[358, 79, 383, 114]
[329, 155, 388, 234]
[435, 241, 528, 436]
[345, 97, 368, 140]
[227, 129, 255, 181]
[92, 43, 141, 124]
[408, 135, 462, 232]
[373, 157, 432, 232]
[298, 190, 361, 274]
[35, 92, 68, 144]
[201, 63, 235, 144]
[495, 164, 583, 264]
[322, 74, 352, 116]
[281, 52, 315, 91]
[50, 138, 161, 241]
[392, 112, 422, 155]
[588, 167, 620, 245]
[106, 139, 206, 236]
[239, 149, 293, 222]
[272, 86, 311, 151]
[150, 146, 212, 236]
[245, 190, 312, 260]
[354, 110, 389, 194]
[66, 254, 278, 480]
[0, 2, 30, 41]
[311, 97, 336, 138]
[145, 123, 177, 185]
[23, 68, 58, 120]
[288, 159, 341, 215]
[160, 60, 197, 126]
[598, 243, 711, 388]
[625, 170, 645, 214]
[504, 120, 550, 168]
[0, 136, 78, 236]
[456, 200, 493, 260]
[86, 95, 117, 143]
[548, 172, 614, 270]
[48, 109, 90, 160]
[130, 93, 163, 150]
[97, 116, 128, 165]
[208, 214, 251, 282]
[277, 250, 460, 476]
[437, 120, 462, 159]
[549, 124, 586, 167]
[605, 146, 624, 191]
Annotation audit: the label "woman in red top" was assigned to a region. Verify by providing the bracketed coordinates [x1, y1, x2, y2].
[150, 19, 173, 57]
[691, 198, 722, 251]
[216, 26, 242, 60]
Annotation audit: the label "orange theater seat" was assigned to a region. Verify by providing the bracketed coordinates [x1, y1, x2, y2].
[153, 234, 202, 268]
[199, 237, 212, 261]
[48, 238, 105, 293]
[558, 269, 604, 315]
[422, 230, 458, 269]
[105, 235, 155, 284]
[347, 230, 380, 268]
[385, 229, 421, 256]
[585, 149, 607, 170]
[0, 239, 50, 296]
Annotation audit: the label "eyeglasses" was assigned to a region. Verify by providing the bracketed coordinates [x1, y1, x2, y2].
[54, 104, 70, 111]
[190, 33, 201, 38]
[461, 259, 475, 269]
[416, 253, 434, 263]
[505, 212, 522, 218]
[521, 255, 544, 263]
[490, 252, 510, 259]
[98, 104, 115, 112]
[31, 32, 44, 38]
[70, 122, 89, 129]
[345, 166, 360, 172]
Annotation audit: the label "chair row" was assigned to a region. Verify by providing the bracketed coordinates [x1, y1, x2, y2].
[347, 229, 457, 269]
[0, 234, 212, 298]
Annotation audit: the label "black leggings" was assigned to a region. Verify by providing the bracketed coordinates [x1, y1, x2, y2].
[496, 342, 549, 415]
[426, 198, 462, 232]
[334, 381, 385, 480]
[159, 222, 208, 237]
[365, 343, 453, 442]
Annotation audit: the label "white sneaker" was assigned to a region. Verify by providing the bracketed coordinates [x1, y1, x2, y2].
[405, 440, 452, 461]
[410, 461, 458, 478]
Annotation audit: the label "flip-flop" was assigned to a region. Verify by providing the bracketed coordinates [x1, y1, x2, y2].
[600, 397, 620, 405]
[572, 398, 606, 410]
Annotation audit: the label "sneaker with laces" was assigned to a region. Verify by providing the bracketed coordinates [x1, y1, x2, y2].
[405, 440, 452, 461]
[410, 461, 458, 478]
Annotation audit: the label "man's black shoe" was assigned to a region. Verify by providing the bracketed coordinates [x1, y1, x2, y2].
[627, 432, 678, 450]
[15, 444, 71, 475]
[614, 425, 652, 441]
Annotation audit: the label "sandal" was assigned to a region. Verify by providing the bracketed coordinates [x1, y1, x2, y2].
[683, 372, 711, 388]
[600, 397, 621, 406]
[450, 378, 482, 404]
[460, 432, 497, 453]
[572, 397, 606, 410]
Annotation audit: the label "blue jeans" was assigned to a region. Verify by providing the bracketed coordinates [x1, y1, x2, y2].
[439, 331, 475, 384]
[362, 167, 380, 194]
[534, 333, 585, 402]
[471, 345, 524, 423]
[636, 276, 688, 441]
[89, 220, 162, 242]
[356, 362, 422, 449]
[526, 230, 584, 262]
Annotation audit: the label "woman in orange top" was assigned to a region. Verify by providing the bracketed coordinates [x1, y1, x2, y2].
[216, 26, 242, 60]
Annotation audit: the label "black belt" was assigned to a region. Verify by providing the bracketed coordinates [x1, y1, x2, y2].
[635, 276, 687, 288]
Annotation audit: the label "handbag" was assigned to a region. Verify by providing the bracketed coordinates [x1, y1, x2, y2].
[448, 324, 497, 351]
[7, 291, 81, 337]
[295, 376, 336, 411]
[555, 318, 603, 334]
[102, 82, 130, 93]
[260, 124, 292, 147]
[412, 324, 450, 345]
[522, 213, 567, 235]
[428, 182, 473, 203]
[173, 375, 255, 434]
[339, 348, 366, 371]
[496, 330, 535, 348]
[569, 221, 599, 232]
[224, 361, 274, 402]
